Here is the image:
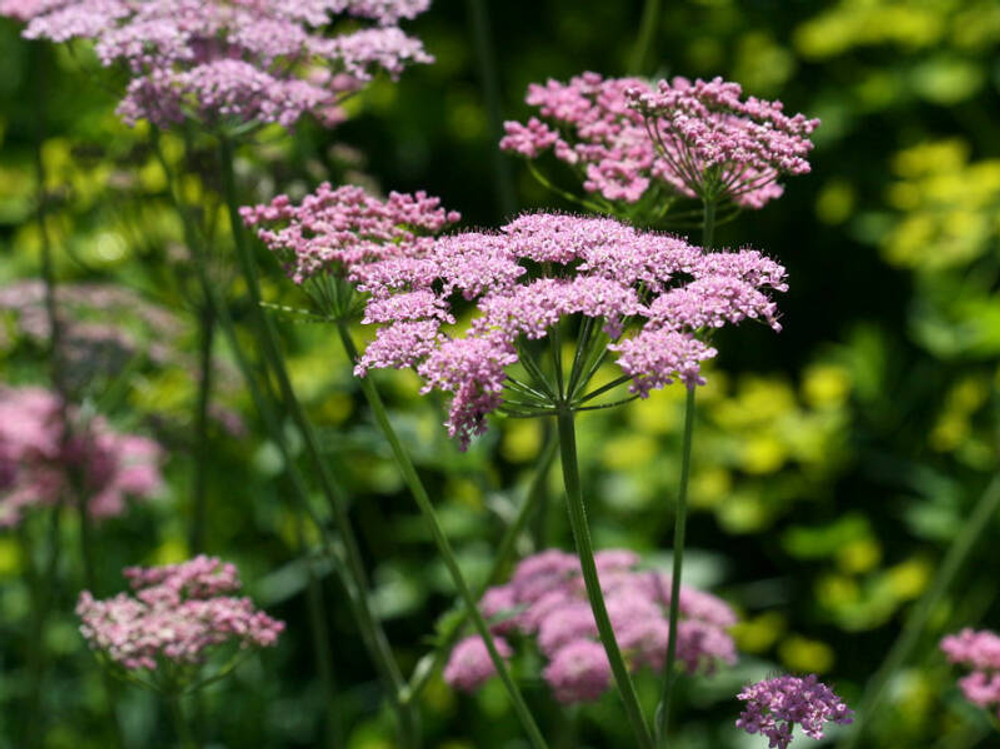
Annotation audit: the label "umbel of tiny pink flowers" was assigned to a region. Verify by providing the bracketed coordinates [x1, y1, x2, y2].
[76, 555, 284, 694]
[500, 72, 819, 221]
[16, 0, 433, 130]
[240, 182, 460, 318]
[443, 549, 738, 704]
[349, 209, 787, 449]
[941, 628, 1000, 721]
[736, 674, 854, 749]
[0, 385, 164, 528]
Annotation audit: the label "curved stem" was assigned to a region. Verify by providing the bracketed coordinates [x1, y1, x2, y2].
[218, 137, 417, 747]
[337, 321, 549, 749]
[190, 304, 215, 553]
[655, 386, 696, 746]
[840, 473, 1000, 749]
[406, 431, 559, 701]
[153, 130, 412, 744]
[556, 409, 655, 749]
[628, 0, 662, 75]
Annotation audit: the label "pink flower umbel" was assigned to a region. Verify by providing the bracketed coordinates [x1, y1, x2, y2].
[20, 0, 433, 129]
[501, 72, 819, 213]
[736, 674, 853, 749]
[626, 76, 820, 209]
[0, 386, 164, 527]
[941, 628, 1000, 719]
[241, 183, 460, 288]
[442, 549, 738, 704]
[77, 555, 284, 688]
[350, 211, 785, 449]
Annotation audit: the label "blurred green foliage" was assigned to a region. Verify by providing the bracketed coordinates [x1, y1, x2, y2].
[2, 0, 1000, 747]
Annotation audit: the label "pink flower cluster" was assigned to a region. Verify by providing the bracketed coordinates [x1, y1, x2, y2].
[941, 628, 1000, 719]
[18, 0, 432, 128]
[0, 386, 163, 527]
[500, 72, 818, 211]
[348, 210, 786, 448]
[736, 674, 853, 749]
[77, 555, 284, 672]
[627, 76, 820, 208]
[240, 183, 460, 286]
[443, 549, 738, 704]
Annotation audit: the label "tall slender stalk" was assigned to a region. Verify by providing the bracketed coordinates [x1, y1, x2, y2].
[556, 409, 655, 749]
[30, 41, 123, 747]
[297, 512, 342, 749]
[335, 322, 549, 749]
[654, 198, 714, 747]
[190, 304, 215, 553]
[152, 131, 415, 744]
[168, 694, 197, 749]
[654, 386, 695, 746]
[841, 473, 1000, 749]
[628, 0, 663, 75]
[464, 0, 515, 217]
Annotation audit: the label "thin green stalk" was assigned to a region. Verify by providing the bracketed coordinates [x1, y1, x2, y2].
[406, 430, 559, 701]
[336, 321, 549, 749]
[841, 473, 1000, 749]
[654, 386, 695, 746]
[218, 138, 417, 747]
[465, 0, 515, 216]
[190, 304, 215, 553]
[297, 512, 342, 749]
[21, 510, 61, 749]
[655, 198, 714, 747]
[628, 0, 663, 75]
[168, 694, 197, 749]
[556, 409, 655, 749]
[153, 131, 414, 744]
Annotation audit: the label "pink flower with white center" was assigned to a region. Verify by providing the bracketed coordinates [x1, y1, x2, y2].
[77, 556, 284, 681]
[19, 0, 433, 129]
[443, 548, 739, 704]
[0, 386, 164, 527]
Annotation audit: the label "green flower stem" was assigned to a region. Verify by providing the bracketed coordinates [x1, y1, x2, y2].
[168, 694, 198, 749]
[152, 131, 414, 745]
[217, 136, 418, 747]
[654, 385, 695, 746]
[841, 472, 1000, 749]
[628, 0, 662, 75]
[31, 41, 124, 747]
[556, 409, 655, 749]
[336, 322, 550, 749]
[297, 512, 343, 749]
[405, 429, 559, 701]
[464, 0, 515, 216]
[190, 303, 215, 553]
[655, 198, 713, 747]
[21, 510, 61, 749]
